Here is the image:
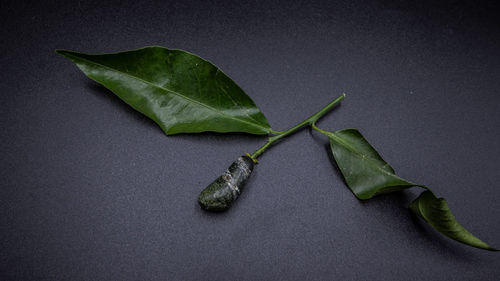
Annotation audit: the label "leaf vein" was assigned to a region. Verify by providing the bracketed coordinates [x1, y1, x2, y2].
[65, 52, 271, 133]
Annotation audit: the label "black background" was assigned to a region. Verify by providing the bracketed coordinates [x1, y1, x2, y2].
[1, 0, 500, 280]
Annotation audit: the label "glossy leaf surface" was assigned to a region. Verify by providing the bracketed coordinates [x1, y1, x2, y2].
[57, 47, 271, 135]
[328, 129, 417, 199]
[410, 191, 498, 251]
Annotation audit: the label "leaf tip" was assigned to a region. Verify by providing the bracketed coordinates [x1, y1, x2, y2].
[55, 49, 82, 60]
[55, 49, 72, 58]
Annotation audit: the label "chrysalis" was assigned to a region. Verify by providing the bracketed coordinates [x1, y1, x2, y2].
[198, 155, 255, 211]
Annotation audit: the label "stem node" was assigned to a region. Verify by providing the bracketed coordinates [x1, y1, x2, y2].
[250, 93, 345, 159]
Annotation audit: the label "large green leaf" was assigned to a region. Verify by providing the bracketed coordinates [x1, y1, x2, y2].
[57, 47, 271, 135]
[328, 129, 417, 199]
[410, 191, 498, 251]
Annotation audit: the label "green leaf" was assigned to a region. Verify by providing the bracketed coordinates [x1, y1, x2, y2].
[410, 191, 498, 251]
[328, 129, 417, 199]
[327, 128, 497, 251]
[56, 47, 271, 135]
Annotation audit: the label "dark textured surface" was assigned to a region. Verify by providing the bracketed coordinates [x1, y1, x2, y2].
[198, 156, 254, 211]
[1, 0, 499, 280]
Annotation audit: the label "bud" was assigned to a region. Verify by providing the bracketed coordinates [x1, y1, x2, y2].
[198, 155, 255, 211]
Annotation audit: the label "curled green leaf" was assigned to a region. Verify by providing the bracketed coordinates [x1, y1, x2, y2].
[324, 127, 497, 251]
[57, 47, 271, 135]
[410, 191, 498, 251]
[328, 129, 417, 199]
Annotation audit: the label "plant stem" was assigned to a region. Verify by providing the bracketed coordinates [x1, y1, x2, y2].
[250, 93, 345, 159]
[311, 123, 334, 138]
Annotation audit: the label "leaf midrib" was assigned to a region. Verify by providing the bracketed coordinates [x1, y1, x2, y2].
[330, 133, 406, 181]
[63, 51, 271, 133]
